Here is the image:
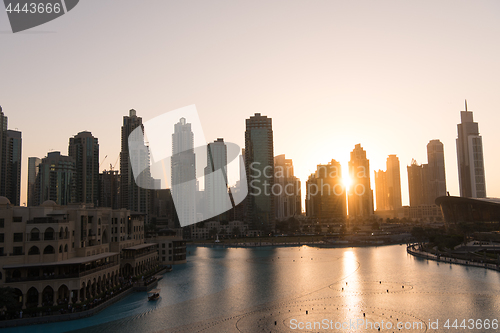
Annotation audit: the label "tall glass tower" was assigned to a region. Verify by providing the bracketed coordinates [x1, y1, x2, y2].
[171, 118, 196, 226]
[245, 113, 274, 231]
[69, 131, 99, 205]
[456, 101, 486, 198]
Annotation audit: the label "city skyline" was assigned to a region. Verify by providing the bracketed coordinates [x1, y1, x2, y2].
[1, 1, 500, 209]
[0, 103, 497, 212]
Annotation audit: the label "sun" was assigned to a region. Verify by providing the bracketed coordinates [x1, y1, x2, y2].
[342, 175, 352, 189]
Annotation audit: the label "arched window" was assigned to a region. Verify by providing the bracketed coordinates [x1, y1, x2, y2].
[59, 245, 63, 253]
[44, 228, 54, 241]
[30, 228, 40, 241]
[59, 227, 64, 239]
[65, 227, 69, 239]
[28, 246, 40, 255]
[43, 245, 55, 254]
[64, 244, 68, 252]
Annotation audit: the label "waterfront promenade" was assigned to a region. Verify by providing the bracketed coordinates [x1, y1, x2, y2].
[406, 243, 500, 272]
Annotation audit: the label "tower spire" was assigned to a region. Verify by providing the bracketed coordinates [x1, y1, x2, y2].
[465, 99, 468, 112]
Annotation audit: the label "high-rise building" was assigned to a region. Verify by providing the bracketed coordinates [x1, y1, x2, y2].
[408, 139, 447, 207]
[348, 144, 373, 219]
[407, 159, 426, 207]
[35, 152, 76, 206]
[427, 139, 447, 203]
[171, 118, 196, 226]
[204, 138, 230, 221]
[0, 107, 22, 206]
[6, 130, 22, 206]
[69, 131, 99, 205]
[245, 113, 274, 231]
[274, 154, 301, 220]
[120, 109, 150, 216]
[374, 169, 388, 211]
[386, 155, 402, 211]
[456, 101, 486, 198]
[27, 157, 41, 206]
[99, 170, 120, 209]
[0, 106, 7, 198]
[305, 159, 345, 220]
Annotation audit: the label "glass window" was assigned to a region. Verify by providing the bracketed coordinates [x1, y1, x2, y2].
[13, 233, 23, 242]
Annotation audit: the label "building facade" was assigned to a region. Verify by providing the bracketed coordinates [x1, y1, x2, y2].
[0, 107, 22, 206]
[305, 159, 346, 220]
[348, 144, 373, 219]
[171, 118, 196, 226]
[120, 109, 150, 218]
[5, 130, 22, 206]
[27, 157, 41, 207]
[274, 154, 301, 220]
[244, 113, 274, 231]
[427, 139, 447, 202]
[69, 131, 99, 206]
[204, 138, 230, 221]
[0, 197, 156, 309]
[456, 103, 486, 198]
[34, 152, 76, 206]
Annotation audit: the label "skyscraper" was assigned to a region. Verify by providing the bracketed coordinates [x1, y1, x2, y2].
[407, 159, 426, 207]
[374, 169, 388, 211]
[274, 154, 301, 219]
[305, 159, 345, 220]
[69, 131, 99, 205]
[171, 118, 196, 226]
[204, 138, 230, 221]
[408, 140, 447, 207]
[0, 107, 7, 198]
[27, 157, 41, 206]
[245, 113, 274, 231]
[427, 139, 447, 202]
[120, 109, 150, 215]
[5, 130, 22, 206]
[35, 152, 76, 206]
[348, 144, 373, 219]
[386, 155, 402, 211]
[456, 101, 486, 198]
[0, 107, 22, 206]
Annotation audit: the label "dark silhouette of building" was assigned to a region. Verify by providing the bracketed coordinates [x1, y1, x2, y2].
[69, 131, 99, 205]
[245, 113, 274, 231]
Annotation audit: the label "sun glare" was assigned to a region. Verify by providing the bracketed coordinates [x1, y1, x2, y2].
[342, 176, 352, 189]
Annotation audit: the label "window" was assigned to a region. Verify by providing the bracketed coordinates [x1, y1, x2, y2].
[13, 216, 22, 223]
[0, 247, 4, 255]
[162, 250, 165, 255]
[0, 233, 4, 242]
[13, 246, 23, 255]
[0, 218, 4, 228]
[162, 243, 165, 248]
[169, 256, 172, 261]
[13, 233, 23, 242]
[169, 243, 172, 248]
[169, 250, 172, 255]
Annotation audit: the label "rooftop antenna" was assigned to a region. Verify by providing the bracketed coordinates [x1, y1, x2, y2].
[465, 99, 468, 112]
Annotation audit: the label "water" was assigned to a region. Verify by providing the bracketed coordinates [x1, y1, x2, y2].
[6, 245, 500, 332]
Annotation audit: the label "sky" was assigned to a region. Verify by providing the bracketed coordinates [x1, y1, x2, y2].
[1, 0, 500, 209]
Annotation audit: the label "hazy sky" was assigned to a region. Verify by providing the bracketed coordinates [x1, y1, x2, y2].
[1, 0, 500, 208]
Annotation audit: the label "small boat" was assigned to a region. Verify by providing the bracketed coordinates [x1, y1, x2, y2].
[148, 289, 161, 301]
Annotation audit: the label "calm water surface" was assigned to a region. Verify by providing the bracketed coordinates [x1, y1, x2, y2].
[7, 245, 500, 332]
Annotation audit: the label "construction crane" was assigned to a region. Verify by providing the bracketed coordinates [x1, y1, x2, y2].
[99, 155, 108, 168]
[110, 156, 119, 171]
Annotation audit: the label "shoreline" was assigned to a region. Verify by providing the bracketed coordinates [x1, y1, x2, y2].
[406, 243, 500, 272]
